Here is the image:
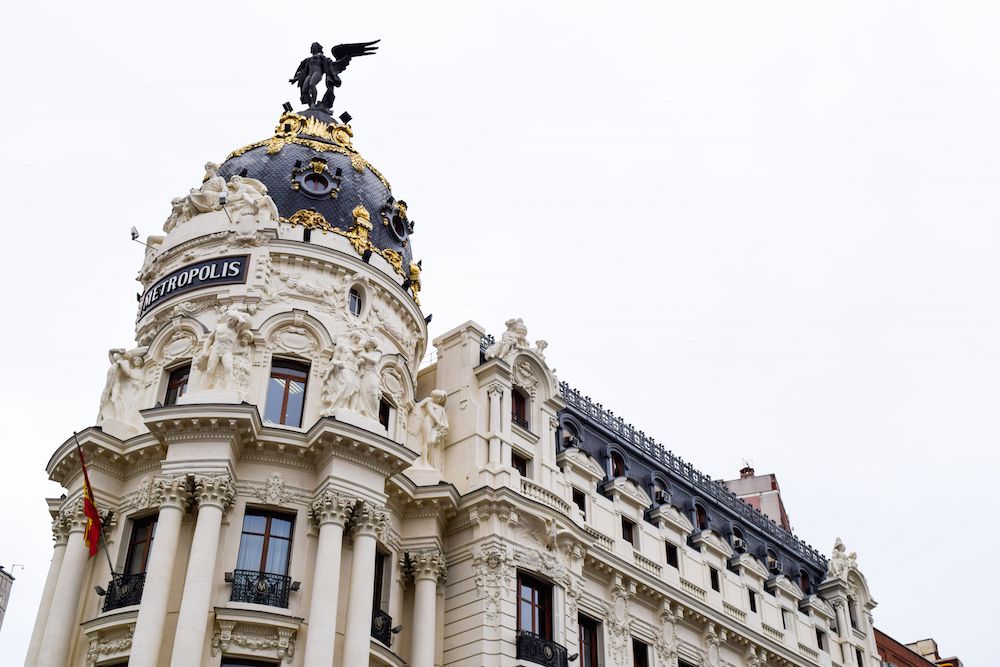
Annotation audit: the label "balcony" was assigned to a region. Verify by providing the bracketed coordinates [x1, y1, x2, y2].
[511, 413, 530, 430]
[371, 608, 393, 646]
[228, 569, 292, 608]
[516, 630, 568, 667]
[101, 572, 146, 612]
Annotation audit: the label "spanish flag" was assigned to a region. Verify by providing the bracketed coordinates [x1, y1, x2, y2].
[74, 434, 103, 558]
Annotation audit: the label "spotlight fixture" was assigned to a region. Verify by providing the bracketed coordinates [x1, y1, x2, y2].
[390, 625, 404, 634]
[290, 581, 302, 591]
[339, 111, 352, 124]
[282, 102, 293, 112]
[130, 226, 139, 241]
[224, 572, 234, 583]
[94, 585, 107, 597]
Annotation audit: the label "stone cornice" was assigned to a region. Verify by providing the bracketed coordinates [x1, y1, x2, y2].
[143, 403, 260, 446]
[557, 447, 606, 483]
[306, 418, 418, 477]
[386, 474, 460, 522]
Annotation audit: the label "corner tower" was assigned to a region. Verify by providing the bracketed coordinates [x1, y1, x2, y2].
[28, 42, 444, 667]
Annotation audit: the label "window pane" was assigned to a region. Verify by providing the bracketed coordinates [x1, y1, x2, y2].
[270, 516, 293, 539]
[519, 599, 533, 632]
[283, 380, 306, 427]
[242, 514, 267, 534]
[263, 378, 288, 424]
[126, 544, 147, 575]
[236, 533, 264, 570]
[264, 538, 290, 575]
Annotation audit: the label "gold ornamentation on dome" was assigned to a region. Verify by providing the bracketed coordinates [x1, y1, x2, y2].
[408, 262, 422, 305]
[342, 205, 373, 255]
[349, 153, 365, 173]
[309, 157, 327, 174]
[382, 249, 403, 274]
[332, 125, 354, 149]
[302, 115, 332, 140]
[285, 209, 332, 231]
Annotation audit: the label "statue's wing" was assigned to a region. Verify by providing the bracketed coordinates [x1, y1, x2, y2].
[291, 57, 309, 83]
[329, 40, 380, 72]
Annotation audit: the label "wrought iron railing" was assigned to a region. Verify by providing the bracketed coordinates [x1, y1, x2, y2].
[229, 569, 291, 608]
[516, 630, 568, 667]
[479, 334, 495, 363]
[102, 572, 146, 612]
[511, 412, 530, 430]
[558, 381, 828, 571]
[371, 608, 393, 646]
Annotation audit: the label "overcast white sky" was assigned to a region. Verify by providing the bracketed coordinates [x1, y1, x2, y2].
[0, 1, 996, 663]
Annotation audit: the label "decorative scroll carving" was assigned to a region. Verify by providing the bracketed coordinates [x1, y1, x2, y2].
[131, 476, 154, 510]
[211, 619, 296, 663]
[654, 602, 679, 667]
[254, 475, 292, 506]
[603, 582, 632, 667]
[472, 547, 512, 622]
[86, 624, 134, 667]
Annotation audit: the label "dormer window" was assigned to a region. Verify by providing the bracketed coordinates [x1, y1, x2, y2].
[511, 388, 529, 430]
[651, 480, 669, 505]
[562, 424, 578, 448]
[731, 527, 746, 553]
[694, 504, 709, 531]
[799, 571, 812, 595]
[610, 451, 626, 478]
[766, 549, 782, 575]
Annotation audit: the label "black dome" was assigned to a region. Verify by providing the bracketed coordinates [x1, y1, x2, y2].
[219, 109, 413, 279]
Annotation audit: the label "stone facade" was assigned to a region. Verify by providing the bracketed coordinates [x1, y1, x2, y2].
[29, 97, 884, 667]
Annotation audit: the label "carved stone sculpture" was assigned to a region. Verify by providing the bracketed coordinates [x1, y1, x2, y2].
[186, 162, 229, 214]
[225, 175, 279, 221]
[163, 196, 193, 233]
[96, 346, 148, 436]
[827, 536, 858, 580]
[484, 318, 529, 361]
[196, 306, 253, 395]
[321, 332, 363, 415]
[356, 337, 383, 419]
[409, 390, 449, 470]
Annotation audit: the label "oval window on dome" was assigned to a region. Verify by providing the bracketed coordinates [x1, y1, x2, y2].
[299, 172, 333, 196]
[390, 214, 407, 241]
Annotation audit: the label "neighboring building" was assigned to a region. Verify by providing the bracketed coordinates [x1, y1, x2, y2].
[27, 54, 886, 667]
[904, 639, 962, 667]
[874, 629, 936, 667]
[722, 466, 792, 531]
[0, 565, 14, 631]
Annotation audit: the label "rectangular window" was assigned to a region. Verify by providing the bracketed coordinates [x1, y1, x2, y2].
[816, 628, 826, 652]
[125, 515, 157, 575]
[378, 399, 392, 428]
[622, 517, 635, 546]
[572, 488, 587, 520]
[748, 589, 757, 613]
[511, 389, 529, 429]
[709, 566, 720, 592]
[781, 608, 791, 630]
[632, 638, 650, 667]
[512, 451, 529, 477]
[263, 360, 309, 427]
[665, 542, 679, 568]
[848, 599, 860, 630]
[236, 511, 294, 575]
[517, 572, 553, 640]
[163, 363, 191, 406]
[578, 614, 601, 667]
[373, 550, 387, 612]
[856, 648, 865, 667]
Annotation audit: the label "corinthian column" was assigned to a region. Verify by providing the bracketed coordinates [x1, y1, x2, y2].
[129, 476, 191, 667]
[302, 491, 355, 667]
[36, 501, 92, 667]
[339, 502, 389, 667]
[169, 475, 235, 667]
[407, 549, 447, 667]
[23, 517, 69, 666]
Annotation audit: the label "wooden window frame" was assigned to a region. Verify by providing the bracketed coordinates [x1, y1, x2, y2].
[516, 571, 553, 640]
[578, 614, 600, 667]
[125, 514, 158, 575]
[238, 511, 294, 576]
[163, 363, 191, 406]
[265, 360, 309, 427]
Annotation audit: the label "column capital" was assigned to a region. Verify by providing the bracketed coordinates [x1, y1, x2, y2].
[405, 548, 447, 583]
[60, 498, 90, 534]
[51, 515, 69, 546]
[192, 474, 235, 512]
[349, 501, 389, 540]
[153, 476, 193, 512]
[487, 382, 504, 398]
[310, 490, 356, 528]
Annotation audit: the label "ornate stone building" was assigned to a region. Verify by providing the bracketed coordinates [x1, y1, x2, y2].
[28, 62, 884, 667]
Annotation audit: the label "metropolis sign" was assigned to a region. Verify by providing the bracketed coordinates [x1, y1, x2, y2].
[139, 255, 250, 317]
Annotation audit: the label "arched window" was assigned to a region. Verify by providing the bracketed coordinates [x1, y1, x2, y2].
[562, 423, 578, 448]
[511, 387, 529, 429]
[610, 451, 626, 478]
[263, 359, 309, 427]
[694, 503, 709, 531]
[349, 288, 363, 317]
[765, 549, 782, 575]
[731, 526, 746, 553]
[799, 571, 812, 595]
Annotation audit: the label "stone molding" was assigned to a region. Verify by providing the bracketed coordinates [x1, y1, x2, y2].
[211, 620, 296, 663]
[193, 474, 236, 511]
[310, 490, 356, 528]
[349, 501, 389, 540]
[405, 548, 447, 583]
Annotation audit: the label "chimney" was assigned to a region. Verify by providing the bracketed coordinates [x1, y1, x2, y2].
[739, 465, 755, 479]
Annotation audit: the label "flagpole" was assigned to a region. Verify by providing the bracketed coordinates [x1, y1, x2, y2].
[73, 431, 116, 577]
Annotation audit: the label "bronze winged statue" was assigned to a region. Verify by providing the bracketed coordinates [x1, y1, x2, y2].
[289, 40, 380, 112]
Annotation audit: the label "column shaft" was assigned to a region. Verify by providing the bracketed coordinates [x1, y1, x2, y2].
[23, 538, 67, 666]
[340, 531, 379, 666]
[129, 504, 185, 667]
[36, 530, 89, 667]
[302, 521, 346, 667]
[169, 503, 225, 667]
[410, 576, 438, 667]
